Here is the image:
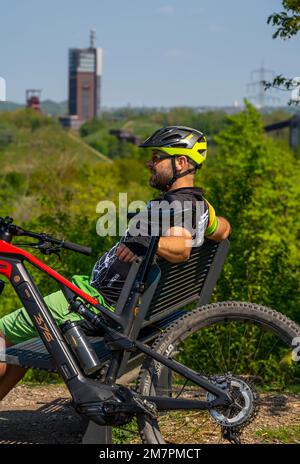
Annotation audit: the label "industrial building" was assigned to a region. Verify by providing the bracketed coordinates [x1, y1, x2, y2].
[68, 30, 102, 121]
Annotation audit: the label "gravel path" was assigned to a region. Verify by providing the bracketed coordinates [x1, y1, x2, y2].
[0, 385, 87, 444]
[0, 386, 299, 444]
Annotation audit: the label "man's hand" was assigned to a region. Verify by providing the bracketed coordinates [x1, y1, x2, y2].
[116, 227, 192, 265]
[115, 243, 138, 263]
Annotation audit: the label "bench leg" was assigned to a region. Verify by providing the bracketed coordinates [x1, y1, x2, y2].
[82, 420, 112, 444]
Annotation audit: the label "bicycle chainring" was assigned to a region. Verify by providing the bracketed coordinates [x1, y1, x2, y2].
[206, 375, 259, 434]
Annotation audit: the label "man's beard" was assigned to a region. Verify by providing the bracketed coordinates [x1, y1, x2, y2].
[149, 169, 172, 191]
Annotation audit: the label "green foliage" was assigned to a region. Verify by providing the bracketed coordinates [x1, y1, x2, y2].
[84, 130, 141, 160]
[22, 370, 62, 384]
[80, 109, 228, 161]
[0, 108, 56, 132]
[80, 118, 107, 137]
[0, 123, 16, 148]
[41, 100, 67, 116]
[178, 322, 299, 390]
[112, 419, 138, 444]
[255, 424, 300, 443]
[267, 0, 300, 40]
[265, 1, 300, 104]
[150, 107, 228, 137]
[0, 105, 299, 385]
[262, 110, 291, 144]
[204, 101, 300, 322]
[85, 131, 119, 157]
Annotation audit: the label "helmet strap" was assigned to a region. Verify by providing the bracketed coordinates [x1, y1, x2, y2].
[164, 157, 199, 191]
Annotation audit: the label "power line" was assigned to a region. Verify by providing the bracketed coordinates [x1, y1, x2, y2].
[246, 61, 280, 108]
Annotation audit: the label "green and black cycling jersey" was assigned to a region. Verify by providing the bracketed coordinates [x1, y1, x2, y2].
[90, 187, 218, 305]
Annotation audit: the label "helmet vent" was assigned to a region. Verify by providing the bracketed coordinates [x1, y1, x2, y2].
[162, 134, 181, 142]
[172, 143, 188, 148]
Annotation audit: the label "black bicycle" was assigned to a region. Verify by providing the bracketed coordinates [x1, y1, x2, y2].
[0, 216, 299, 444]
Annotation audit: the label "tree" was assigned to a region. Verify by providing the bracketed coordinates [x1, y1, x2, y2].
[265, 0, 300, 104]
[268, 0, 300, 39]
[203, 101, 300, 321]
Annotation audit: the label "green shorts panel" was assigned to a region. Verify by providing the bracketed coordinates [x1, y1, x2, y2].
[0, 275, 114, 346]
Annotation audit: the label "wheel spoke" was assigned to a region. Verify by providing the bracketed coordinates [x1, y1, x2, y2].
[137, 304, 300, 444]
[233, 324, 248, 373]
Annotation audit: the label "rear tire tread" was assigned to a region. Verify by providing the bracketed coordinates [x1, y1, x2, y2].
[137, 301, 300, 444]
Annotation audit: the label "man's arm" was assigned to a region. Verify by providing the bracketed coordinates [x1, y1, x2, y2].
[116, 226, 192, 264]
[206, 216, 231, 241]
[204, 199, 231, 242]
[157, 226, 192, 263]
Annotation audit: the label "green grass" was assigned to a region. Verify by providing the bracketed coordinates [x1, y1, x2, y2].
[0, 124, 105, 174]
[112, 419, 139, 444]
[21, 370, 63, 385]
[121, 119, 161, 137]
[255, 425, 300, 444]
[284, 384, 300, 394]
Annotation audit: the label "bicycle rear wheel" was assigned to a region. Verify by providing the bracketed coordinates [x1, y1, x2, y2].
[137, 301, 300, 444]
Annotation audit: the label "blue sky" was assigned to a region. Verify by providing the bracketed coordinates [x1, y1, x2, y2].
[0, 0, 299, 107]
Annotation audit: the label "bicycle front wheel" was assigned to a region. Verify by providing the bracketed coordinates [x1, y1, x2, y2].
[137, 301, 300, 444]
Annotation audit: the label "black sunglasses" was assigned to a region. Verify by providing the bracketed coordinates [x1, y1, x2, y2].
[150, 152, 172, 163]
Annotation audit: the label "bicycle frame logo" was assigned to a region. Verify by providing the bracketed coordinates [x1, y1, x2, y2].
[0, 77, 6, 101]
[33, 313, 55, 343]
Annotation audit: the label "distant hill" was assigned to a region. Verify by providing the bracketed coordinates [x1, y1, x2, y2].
[0, 100, 67, 116]
[0, 101, 23, 111]
[0, 109, 109, 174]
[41, 100, 67, 116]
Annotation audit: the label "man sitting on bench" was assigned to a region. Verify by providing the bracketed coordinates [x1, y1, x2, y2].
[0, 125, 231, 401]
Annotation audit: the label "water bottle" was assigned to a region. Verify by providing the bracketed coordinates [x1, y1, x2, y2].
[62, 320, 101, 375]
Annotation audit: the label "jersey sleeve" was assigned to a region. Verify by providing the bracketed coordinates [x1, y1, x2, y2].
[204, 199, 218, 237]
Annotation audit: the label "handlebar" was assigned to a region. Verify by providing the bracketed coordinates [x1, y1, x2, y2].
[0, 216, 92, 256]
[62, 241, 92, 256]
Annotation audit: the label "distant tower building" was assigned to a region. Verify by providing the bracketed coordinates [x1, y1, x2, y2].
[68, 30, 102, 121]
[26, 89, 42, 112]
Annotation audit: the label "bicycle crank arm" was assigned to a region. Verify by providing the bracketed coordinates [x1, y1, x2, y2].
[75, 385, 157, 426]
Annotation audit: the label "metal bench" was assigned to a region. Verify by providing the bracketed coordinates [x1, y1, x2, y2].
[0, 238, 230, 443]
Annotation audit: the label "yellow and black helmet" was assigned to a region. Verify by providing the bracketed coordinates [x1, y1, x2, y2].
[139, 125, 207, 167]
[140, 126, 207, 189]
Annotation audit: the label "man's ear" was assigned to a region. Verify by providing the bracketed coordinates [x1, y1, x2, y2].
[175, 156, 189, 172]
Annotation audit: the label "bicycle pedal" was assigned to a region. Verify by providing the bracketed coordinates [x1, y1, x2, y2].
[116, 385, 157, 419]
[132, 396, 158, 419]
